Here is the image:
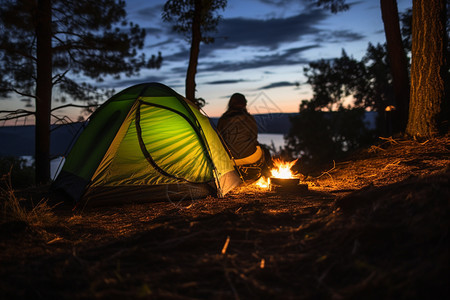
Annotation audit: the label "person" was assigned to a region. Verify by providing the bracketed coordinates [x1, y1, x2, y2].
[217, 93, 272, 181]
[217, 93, 261, 164]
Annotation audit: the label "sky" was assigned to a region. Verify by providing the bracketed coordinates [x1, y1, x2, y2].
[0, 0, 413, 124]
[121, 0, 412, 117]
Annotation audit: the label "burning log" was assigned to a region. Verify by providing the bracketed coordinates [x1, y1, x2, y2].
[255, 158, 309, 193]
[269, 177, 308, 193]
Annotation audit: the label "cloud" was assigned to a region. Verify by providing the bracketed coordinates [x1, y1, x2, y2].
[134, 4, 164, 20]
[210, 9, 329, 50]
[101, 74, 168, 89]
[133, 1, 368, 77]
[313, 30, 365, 43]
[161, 46, 190, 62]
[258, 81, 297, 89]
[197, 8, 366, 64]
[145, 38, 175, 49]
[143, 26, 165, 37]
[200, 44, 319, 72]
[205, 79, 248, 85]
[258, 0, 296, 5]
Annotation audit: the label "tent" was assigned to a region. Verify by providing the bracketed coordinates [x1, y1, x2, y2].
[52, 82, 242, 206]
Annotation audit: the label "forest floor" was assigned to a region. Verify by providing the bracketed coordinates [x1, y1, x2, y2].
[0, 135, 449, 299]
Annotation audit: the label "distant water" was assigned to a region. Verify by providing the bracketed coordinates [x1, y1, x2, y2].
[51, 157, 65, 180]
[21, 156, 64, 180]
[258, 133, 285, 152]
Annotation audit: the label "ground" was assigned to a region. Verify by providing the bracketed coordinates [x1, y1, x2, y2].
[0, 135, 449, 299]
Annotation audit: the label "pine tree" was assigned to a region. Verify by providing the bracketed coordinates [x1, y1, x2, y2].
[0, 0, 162, 184]
[163, 0, 227, 105]
[406, 0, 448, 138]
[380, 0, 410, 132]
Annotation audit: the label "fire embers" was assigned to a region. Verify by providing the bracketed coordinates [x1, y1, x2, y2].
[255, 158, 308, 193]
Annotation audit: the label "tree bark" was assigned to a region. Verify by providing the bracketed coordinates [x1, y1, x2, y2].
[406, 0, 446, 138]
[186, 0, 202, 102]
[35, 0, 52, 184]
[380, 0, 410, 133]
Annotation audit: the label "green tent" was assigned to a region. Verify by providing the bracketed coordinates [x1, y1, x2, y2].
[53, 83, 242, 206]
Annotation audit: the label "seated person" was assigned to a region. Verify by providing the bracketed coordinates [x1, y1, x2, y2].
[217, 93, 271, 180]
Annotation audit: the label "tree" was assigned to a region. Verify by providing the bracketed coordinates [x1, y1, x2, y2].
[163, 0, 226, 105]
[311, 0, 412, 134]
[406, 0, 448, 138]
[380, 0, 410, 132]
[302, 45, 398, 114]
[286, 101, 374, 173]
[0, 0, 162, 184]
[287, 49, 387, 170]
[303, 50, 368, 110]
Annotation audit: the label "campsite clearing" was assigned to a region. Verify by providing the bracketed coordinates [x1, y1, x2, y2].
[1, 135, 449, 299]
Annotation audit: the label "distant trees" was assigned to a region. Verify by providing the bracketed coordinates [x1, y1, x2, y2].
[286, 8, 415, 169]
[288, 0, 448, 170]
[0, 0, 162, 184]
[286, 105, 374, 172]
[286, 47, 386, 170]
[163, 0, 227, 106]
[284, 1, 391, 169]
[406, 0, 448, 138]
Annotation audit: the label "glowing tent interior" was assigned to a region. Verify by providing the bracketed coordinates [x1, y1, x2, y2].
[52, 83, 242, 206]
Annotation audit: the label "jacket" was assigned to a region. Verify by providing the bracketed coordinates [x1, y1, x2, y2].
[217, 109, 258, 159]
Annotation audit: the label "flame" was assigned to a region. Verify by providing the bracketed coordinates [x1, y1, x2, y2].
[255, 176, 269, 188]
[271, 158, 298, 179]
[253, 159, 298, 189]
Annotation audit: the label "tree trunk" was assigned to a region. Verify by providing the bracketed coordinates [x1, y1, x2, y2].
[380, 0, 410, 133]
[186, 0, 202, 102]
[35, 0, 52, 184]
[406, 0, 446, 138]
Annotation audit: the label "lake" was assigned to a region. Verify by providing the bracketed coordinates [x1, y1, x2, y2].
[258, 133, 286, 152]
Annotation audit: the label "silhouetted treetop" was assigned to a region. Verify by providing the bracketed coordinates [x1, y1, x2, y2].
[0, 0, 162, 102]
[162, 0, 227, 44]
[309, 0, 349, 13]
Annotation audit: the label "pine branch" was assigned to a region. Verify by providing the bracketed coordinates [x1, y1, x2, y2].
[51, 103, 99, 112]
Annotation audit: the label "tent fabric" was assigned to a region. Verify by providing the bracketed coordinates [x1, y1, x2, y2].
[53, 82, 241, 206]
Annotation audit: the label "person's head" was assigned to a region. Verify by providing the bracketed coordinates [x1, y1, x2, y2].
[228, 93, 247, 110]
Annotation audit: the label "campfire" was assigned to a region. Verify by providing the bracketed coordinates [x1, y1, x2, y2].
[255, 158, 308, 193]
[270, 157, 299, 178]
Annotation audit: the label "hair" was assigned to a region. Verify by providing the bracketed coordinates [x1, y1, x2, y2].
[228, 93, 247, 109]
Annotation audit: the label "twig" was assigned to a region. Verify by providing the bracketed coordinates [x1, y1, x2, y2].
[12, 88, 36, 99]
[379, 136, 399, 144]
[315, 160, 336, 185]
[51, 113, 75, 125]
[51, 103, 99, 112]
[382, 160, 401, 170]
[368, 145, 385, 153]
[0, 109, 35, 122]
[221, 235, 231, 255]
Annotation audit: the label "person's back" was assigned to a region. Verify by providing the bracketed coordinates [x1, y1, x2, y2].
[218, 93, 272, 181]
[217, 106, 258, 159]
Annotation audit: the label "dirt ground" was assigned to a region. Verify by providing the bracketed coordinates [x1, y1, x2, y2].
[1, 135, 449, 299]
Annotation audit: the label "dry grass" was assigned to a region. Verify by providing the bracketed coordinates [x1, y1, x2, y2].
[0, 135, 448, 299]
[0, 172, 57, 227]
